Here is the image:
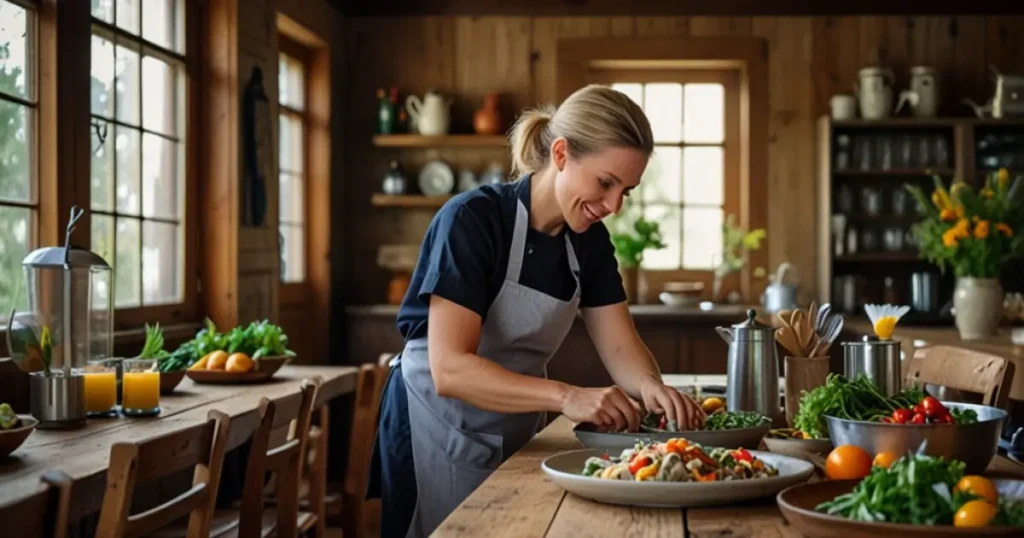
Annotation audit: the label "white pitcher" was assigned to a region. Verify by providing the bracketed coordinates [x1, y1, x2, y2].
[405, 90, 452, 136]
[855, 67, 895, 120]
[896, 66, 939, 118]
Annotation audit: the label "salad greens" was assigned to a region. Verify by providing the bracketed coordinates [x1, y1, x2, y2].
[703, 410, 769, 431]
[169, 318, 296, 368]
[817, 452, 1024, 527]
[793, 374, 926, 439]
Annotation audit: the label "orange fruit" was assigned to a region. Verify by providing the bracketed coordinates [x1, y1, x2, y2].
[954, 499, 997, 528]
[188, 354, 210, 370]
[825, 445, 873, 480]
[872, 451, 899, 469]
[206, 350, 229, 371]
[225, 353, 254, 373]
[701, 397, 724, 414]
[955, 476, 999, 505]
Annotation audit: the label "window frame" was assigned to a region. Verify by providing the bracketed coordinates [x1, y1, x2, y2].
[277, 33, 311, 300]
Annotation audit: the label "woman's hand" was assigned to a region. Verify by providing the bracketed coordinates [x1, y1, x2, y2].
[561, 385, 641, 433]
[640, 378, 706, 430]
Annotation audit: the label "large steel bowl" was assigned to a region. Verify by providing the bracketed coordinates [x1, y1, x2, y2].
[825, 401, 1008, 474]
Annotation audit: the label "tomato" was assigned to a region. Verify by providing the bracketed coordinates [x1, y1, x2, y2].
[921, 396, 946, 417]
[911, 413, 926, 424]
[629, 456, 651, 474]
[659, 414, 668, 430]
[955, 476, 999, 504]
[872, 451, 899, 469]
[825, 445, 873, 480]
[935, 412, 954, 424]
[913, 403, 926, 416]
[880, 417, 894, 423]
[733, 448, 753, 463]
[954, 499, 997, 528]
[892, 409, 912, 423]
[601, 453, 610, 460]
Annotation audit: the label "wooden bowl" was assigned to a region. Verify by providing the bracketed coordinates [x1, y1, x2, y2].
[159, 370, 186, 394]
[186, 355, 291, 385]
[777, 480, 1022, 537]
[0, 415, 38, 458]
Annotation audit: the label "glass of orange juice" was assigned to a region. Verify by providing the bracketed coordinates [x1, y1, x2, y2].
[83, 359, 118, 418]
[122, 358, 161, 417]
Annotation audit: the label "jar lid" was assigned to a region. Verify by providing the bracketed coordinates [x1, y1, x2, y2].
[910, 66, 937, 75]
[731, 308, 775, 339]
[859, 66, 893, 77]
[22, 246, 110, 269]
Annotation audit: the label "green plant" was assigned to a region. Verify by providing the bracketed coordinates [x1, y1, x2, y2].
[905, 169, 1024, 278]
[716, 214, 766, 278]
[608, 208, 667, 268]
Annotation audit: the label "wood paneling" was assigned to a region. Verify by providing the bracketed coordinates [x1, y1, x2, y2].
[340, 14, 1024, 309]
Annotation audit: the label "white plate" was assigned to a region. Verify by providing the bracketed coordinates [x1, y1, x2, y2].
[541, 449, 815, 508]
[418, 160, 454, 196]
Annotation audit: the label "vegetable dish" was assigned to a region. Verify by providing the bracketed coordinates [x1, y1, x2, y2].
[636, 409, 768, 433]
[582, 438, 779, 482]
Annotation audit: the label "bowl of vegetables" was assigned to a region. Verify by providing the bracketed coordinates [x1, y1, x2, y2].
[764, 428, 834, 461]
[0, 403, 37, 458]
[182, 319, 296, 384]
[573, 409, 772, 451]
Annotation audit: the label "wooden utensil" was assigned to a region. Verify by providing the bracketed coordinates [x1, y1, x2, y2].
[776, 325, 803, 357]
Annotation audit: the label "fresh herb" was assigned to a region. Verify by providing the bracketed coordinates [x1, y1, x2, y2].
[703, 411, 769, 431]
[951, 407, 979, 425]
[793, 374, 926, 439]
[224, 320, 295, 359]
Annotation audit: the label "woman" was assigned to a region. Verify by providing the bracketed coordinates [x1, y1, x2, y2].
[367, 84, 706, 538]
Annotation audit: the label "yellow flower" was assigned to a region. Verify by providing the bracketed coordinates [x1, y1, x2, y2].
[981, 188, 994, 199]
[942, 228, 959, 248]
[997, 223, 1014, 237]
[956, 204, 965, 219]
[931, 191, 944, 209]
[998, 168, 1009, 189]
[940, 208, 957, 222]
[974, 220, 990, 239]
[950, 181, 968, 198]
[954, 218, 971, 239]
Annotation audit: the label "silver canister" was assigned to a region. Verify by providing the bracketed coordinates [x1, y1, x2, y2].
[842, 336, 903, 396]
[716, 309, 782, 424]
[29, 372, 87, 429]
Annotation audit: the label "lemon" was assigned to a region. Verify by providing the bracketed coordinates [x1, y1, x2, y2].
[873, 315, 897, 340]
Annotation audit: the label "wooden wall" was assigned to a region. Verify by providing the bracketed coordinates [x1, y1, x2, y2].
[339, 15, 1024, 307]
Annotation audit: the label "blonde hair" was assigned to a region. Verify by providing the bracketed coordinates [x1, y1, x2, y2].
[508, 84, 654, 177]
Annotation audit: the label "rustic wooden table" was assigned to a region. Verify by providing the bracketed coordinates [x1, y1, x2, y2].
[0, 365, 358, 522]
[433, 415, 1024, 538]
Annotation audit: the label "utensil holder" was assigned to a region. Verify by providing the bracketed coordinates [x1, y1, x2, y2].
[842, 338, 902, 396]
[784, 356, 830, 427]
[29, 371, 87, 430]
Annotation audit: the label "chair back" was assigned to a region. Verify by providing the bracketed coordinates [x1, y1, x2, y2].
[0, 469, 73, 538]
[904, 345, 1016, 409]
[341, 360, 390, 538]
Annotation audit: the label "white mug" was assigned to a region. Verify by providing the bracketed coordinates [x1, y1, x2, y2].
[830, 95, 857, 120]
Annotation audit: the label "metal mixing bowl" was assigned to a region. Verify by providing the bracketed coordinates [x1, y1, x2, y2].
[824, 402, 1008, 474]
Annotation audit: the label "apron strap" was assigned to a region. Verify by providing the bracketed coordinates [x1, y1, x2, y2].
[506, 199, 530, 282]
[563, 233, 581, 298]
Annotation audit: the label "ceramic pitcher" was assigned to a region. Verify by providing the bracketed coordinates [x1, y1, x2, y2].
[405, 90, 452, 136]
[855, 67, 895, 120]
[896, 66, 939, 118]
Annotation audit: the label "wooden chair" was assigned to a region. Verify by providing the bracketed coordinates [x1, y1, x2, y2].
[0, 469, 73, 538]
[904, 345, 1017, 409]
[94, 410, 231, 538]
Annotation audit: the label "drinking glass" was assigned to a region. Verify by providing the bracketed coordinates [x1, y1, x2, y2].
[122, 358, 161, 417]
[82, 359, 118, 418]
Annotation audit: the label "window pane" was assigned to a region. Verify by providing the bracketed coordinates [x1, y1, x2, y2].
[640, 205, 680, 270]
[279, 54, 305, 111]
[682, 207, 723, 270]
[0, 100, 30, 202]
[279, 172, 303, 224]
[115, 217, 140, 307]
[91, 36, 115, 117]
[0, 1, 31, 100]
[116, 0, 140, 35]
[91, 119, 114, 211]
[116, 127, 141, 214]
[611, 83, 643, 108]
[280, 224, 304, 283]
[142, 56, 178, 136]
[682, 146, 724, 206]
[684, 83, 724, 143]
[142, 220, 180, 304]
[640, 146, 681, 204]
[0, 205, 31, 313]
[644, 83, 682, 143]
[279, 113, 303, 173]
[91, 213, 114, 267]
[142, 0, 181, 52]
[115, 44, 140, 125]
[142, 134, 179, 219]
[92, 0, 114, 22]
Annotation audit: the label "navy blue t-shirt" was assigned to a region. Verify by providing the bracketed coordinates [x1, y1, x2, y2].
[395, 175, 626, 342]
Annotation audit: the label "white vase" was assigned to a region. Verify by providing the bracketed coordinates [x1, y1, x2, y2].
[953, 277, 1003, 340]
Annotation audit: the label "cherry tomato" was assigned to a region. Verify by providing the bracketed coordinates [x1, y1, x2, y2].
[913, 403, 926, 416]
[629, 456, 651, 474]
[872, 451, 899, 469]
[892, 409, 912, 423]
[733, 448, 753, 463]
[955, 476, 999, 504]
[880, 417, 894, 423]
[911, 413, 926, 424]
[825, 445, 873, 480]
[954, 499, 997, 528]
[602, 453, 610, 460]
[921, 396, 946, 417]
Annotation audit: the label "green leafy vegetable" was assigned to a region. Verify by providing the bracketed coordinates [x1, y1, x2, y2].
[0, 403, 19, 430]
[951, 407, 979, 425]
[793, 374, 925, 439]
[702, 411, 769, 431]
[168, 318, 295, 367]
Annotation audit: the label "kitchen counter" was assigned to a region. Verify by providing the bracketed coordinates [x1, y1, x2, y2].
[345, 303, 762, 322]
[843, 317, 1024, 401]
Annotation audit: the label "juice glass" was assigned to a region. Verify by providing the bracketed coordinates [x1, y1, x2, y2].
[82, 359, 118, 418]
[122, 358, 161, 417]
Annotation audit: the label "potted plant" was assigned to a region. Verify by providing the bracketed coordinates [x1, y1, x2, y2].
[905, 169, 1024, 340]
[607, 206, 666, 304]
[713, 215, 767, 303]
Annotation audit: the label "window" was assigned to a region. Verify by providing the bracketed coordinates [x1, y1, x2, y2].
[278, 40, 307, 284]
[89, 0, 186, 309]
[0, 0, 36, 315]
[607, 73, 738, 271]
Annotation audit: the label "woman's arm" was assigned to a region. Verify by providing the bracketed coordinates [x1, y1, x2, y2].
[427, 295, 640, 431]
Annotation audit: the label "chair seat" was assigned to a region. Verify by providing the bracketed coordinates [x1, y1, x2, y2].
[151, 508, 316, 538]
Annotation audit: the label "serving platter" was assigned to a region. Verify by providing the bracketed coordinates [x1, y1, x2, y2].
[185, 356, 291, 385]
[542, 448, 814, 508]
[573, 420, 770, 451]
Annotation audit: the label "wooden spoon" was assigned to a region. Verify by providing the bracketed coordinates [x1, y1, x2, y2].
[776, 324, 803, 357]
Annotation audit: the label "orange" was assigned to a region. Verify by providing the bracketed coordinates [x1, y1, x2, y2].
[825, 445, 872, 480]
[701, 397, 724, 414]
[954, 499, 997, 528]
[872, 451, 899, 469]
[188, 354, 209, 370]
[206, 350, 229, 371]
[225, 353, 254, 373]
[955, 476, 999, 505]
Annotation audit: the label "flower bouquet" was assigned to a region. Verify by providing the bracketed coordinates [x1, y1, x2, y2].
[905, 168, 1024, 339]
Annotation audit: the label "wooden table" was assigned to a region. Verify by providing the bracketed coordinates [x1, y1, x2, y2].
[0, 365, 358, 522]
[433, 416, 1024, 538]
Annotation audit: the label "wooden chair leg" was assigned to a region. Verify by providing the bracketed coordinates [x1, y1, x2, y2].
[308, 427, 327, 538]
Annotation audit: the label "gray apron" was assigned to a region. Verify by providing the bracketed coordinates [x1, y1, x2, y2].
[400, 199, 582, 538]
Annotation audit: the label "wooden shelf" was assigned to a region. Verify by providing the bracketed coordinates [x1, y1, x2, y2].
[833, 168, 955, 177]
[371, 193, 452, 208]
[834, 253, 922, 262]
[830, 118, 962, 128]
[372, 134, 508, 148]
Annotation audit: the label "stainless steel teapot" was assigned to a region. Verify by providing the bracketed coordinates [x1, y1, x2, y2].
[716, 308, 781, 422]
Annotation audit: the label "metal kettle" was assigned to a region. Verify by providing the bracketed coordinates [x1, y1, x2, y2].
[716, 308, 782, 423]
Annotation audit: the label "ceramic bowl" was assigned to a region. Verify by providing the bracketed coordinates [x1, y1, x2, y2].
[0, 415, 38, 458]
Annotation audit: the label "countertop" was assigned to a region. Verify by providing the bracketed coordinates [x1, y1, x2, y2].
[345, 303, 764, 323]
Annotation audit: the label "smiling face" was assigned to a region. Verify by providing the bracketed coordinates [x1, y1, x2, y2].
[550, 137, 649, 233]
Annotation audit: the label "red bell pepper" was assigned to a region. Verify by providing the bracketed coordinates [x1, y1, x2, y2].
[629, 456, 651, 474]
[733, 448, 753, 463]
